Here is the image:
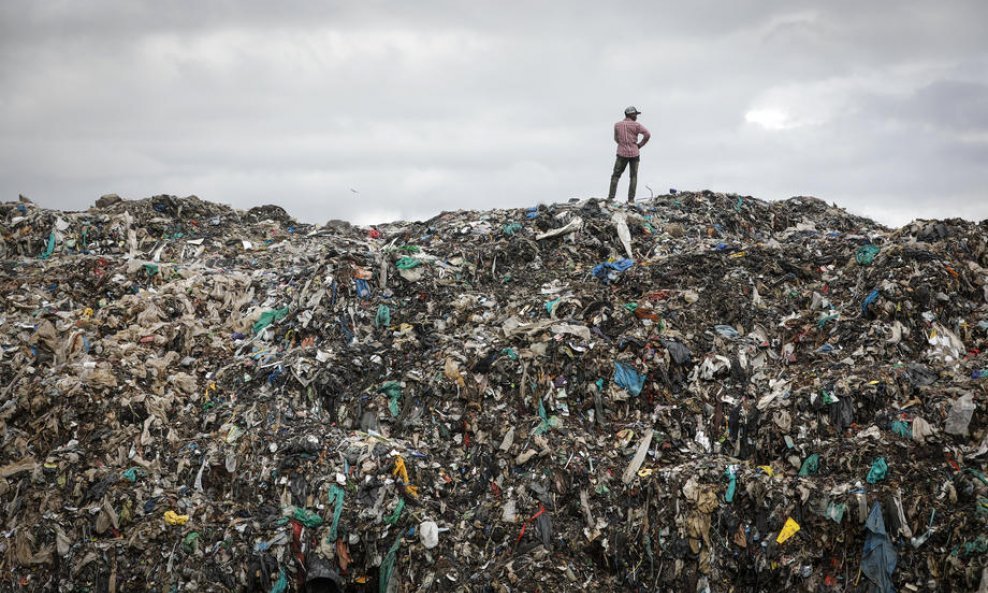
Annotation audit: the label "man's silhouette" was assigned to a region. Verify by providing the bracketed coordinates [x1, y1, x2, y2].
[609, 106, 651, 203]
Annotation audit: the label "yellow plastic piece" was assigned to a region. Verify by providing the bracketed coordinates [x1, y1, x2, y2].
[776, 517, 800, 544]
[164, 511, 190, 526]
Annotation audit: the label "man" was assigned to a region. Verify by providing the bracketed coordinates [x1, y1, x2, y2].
[608, 106, 651, 203]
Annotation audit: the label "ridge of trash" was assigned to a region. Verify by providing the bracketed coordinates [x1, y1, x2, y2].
[1, 190, 986, 592]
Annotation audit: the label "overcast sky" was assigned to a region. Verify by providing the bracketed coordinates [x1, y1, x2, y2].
[1, 1, 986, 227]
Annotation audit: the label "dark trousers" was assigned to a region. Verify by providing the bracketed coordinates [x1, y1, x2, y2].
[608, 155, 640, 201]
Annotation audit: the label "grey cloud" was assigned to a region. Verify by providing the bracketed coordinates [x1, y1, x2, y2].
[1, 0, 986, 227]
[891, 80, 988, 132]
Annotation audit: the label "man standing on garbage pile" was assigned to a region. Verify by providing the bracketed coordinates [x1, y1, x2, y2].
[608, 105, 651, 203]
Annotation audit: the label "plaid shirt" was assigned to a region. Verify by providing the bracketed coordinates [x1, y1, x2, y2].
[614, 117, 650, 158]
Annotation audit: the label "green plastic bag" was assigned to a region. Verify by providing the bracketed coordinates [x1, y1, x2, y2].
[534, 398, 561, 435]
[867, 457, 888, 484]
[856, 244, 880, 265]
[724, 465, 737, 502]
[379, 381, 402, 417]
[798, 453, 820, 476]
[826, 501, 847, 523]
[291, 507, 324, 528]
[269, 569, 287, 593]
[503, 222, 523, 236]
[817, 312, 840, 328]
[252, 307, 289, 334]
[375, 304, 391, 328]
[379, 533, 403, 593]
[395, 257, 421, 269]
[182, 531, 200, 553]
[327, 484, 345, 542]
[40, 231, 56, 260]
[890, 420, 911, 438]
[384, 498, 405, 525]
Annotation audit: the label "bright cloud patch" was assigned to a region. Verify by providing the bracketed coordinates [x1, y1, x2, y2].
[745, 108, 793, 130]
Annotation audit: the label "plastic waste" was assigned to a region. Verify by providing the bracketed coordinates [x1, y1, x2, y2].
[776, 517, 800, 544]
[591, 258, 634, 283]
[867, 457, 889, 484]
[164, 511, 189, 526]
[862, 503, 897, 593]
[419, 521, 439, 549]
[1, 191, 985, 591]
[798, 453, 820, 476]
[613, 362, 645, 396]
[291, 507, 324, 528]
[855, 244, 880, 265]
[944, 394, 976, 436]
[723, 465, 737, 502]
[253, 307, 290, 334]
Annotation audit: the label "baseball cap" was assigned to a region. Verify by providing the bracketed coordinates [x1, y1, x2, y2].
[625, 106, 642, 115]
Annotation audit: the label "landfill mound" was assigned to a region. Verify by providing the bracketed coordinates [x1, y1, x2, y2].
[1, 191, 987, 592]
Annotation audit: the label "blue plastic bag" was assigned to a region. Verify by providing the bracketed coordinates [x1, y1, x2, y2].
[592, 258, 634, 284]
[862, 503, 897, 593]
[613, 362, 645, 396]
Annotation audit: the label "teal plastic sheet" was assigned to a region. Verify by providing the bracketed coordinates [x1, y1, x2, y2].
[40, 231, 56, 260]
[856, 244, 880, 265]
[826, 501, 847, 523]
[327, 484, 345, 542]
[252, 307, 289, 334]
[384, 498, 405, 525]
[613, 362, 645, 396]
[269, 569, 288, 593]
[890, 420, 911, 438]
[534, 398, 561, 435]
[379, 381, 402, 417]
[867, 457, 888, 484]
[798, 453, 820, 476]
[396, 257, 421, 269]
[375, 304, 391, 328]
[379, 533, 403, 593]
[724, 466, 737, 502]
[503, 222, 523, 236]
[291, 507, 323, 528]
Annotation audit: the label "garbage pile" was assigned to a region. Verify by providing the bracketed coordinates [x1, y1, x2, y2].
[1, 191, 987, 592]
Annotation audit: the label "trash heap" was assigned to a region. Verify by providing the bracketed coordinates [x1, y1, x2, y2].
[1, 191, 987, 592]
